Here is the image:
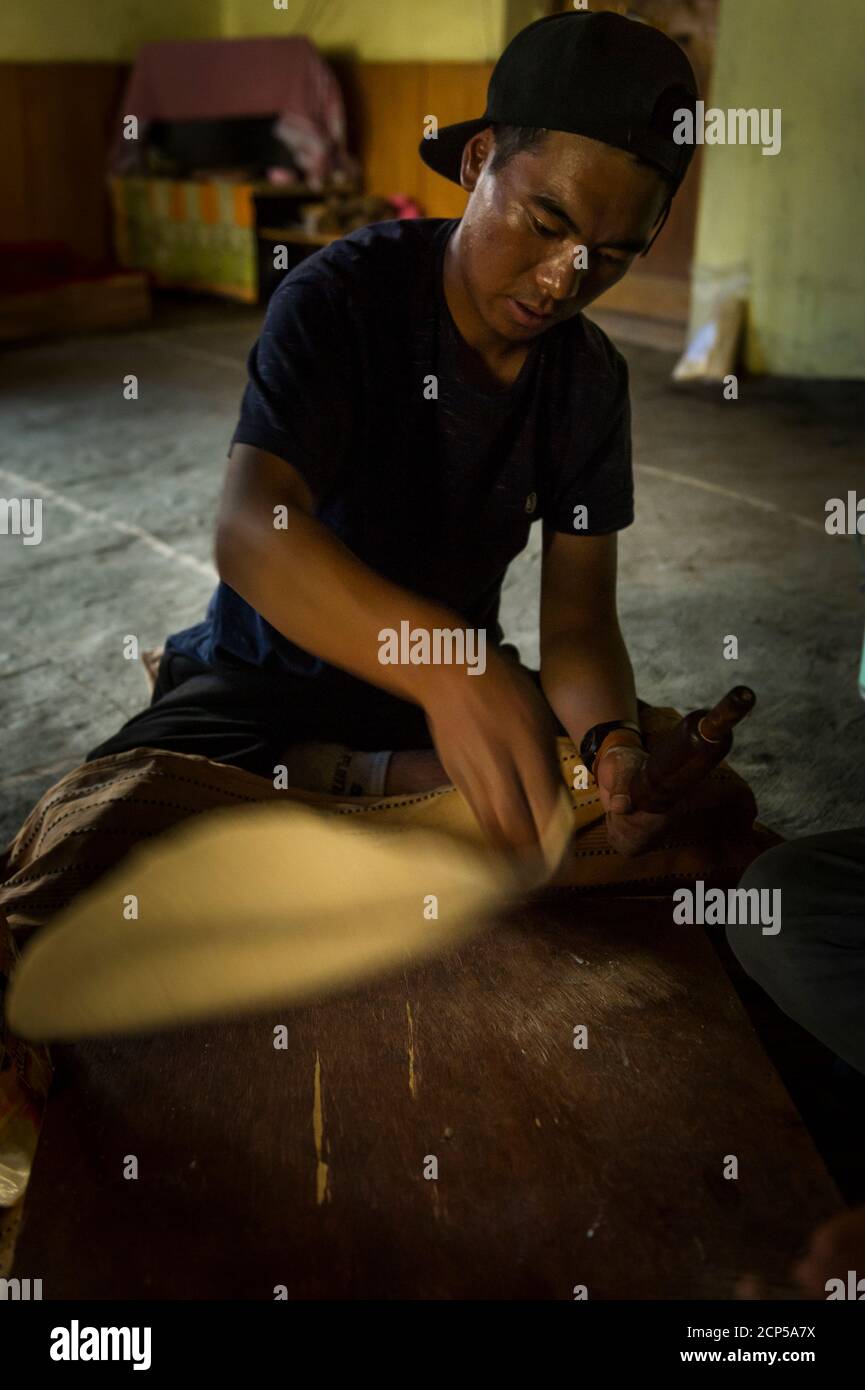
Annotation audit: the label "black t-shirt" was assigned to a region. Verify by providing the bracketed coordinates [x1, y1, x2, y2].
[167, 217, 633, 684]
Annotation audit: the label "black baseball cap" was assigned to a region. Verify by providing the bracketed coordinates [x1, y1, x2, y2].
[419, 10, 699, 192]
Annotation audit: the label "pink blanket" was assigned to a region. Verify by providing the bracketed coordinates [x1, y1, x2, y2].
[109, 36, 353, 187]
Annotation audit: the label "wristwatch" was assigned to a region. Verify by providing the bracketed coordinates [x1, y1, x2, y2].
[580, 720, 645, 777]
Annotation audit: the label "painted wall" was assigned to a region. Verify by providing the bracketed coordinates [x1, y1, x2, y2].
[503, 0, 546, 45]
[1, 0, 514, 63]
[0, 0, 222, 62]
[222, 0, 506, 61]
[689, 0, 863, 378]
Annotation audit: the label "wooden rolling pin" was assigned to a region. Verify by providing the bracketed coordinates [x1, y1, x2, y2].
[629, 685, 756, 814]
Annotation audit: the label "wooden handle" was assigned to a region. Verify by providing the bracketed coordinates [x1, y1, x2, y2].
[698, 685, 756, 743]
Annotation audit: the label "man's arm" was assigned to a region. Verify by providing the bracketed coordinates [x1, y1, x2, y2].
[540, 526, 666, 854]
[539, 527, 638, 741]
[216, 444, 459, 706]
[215, 444, 564, 854]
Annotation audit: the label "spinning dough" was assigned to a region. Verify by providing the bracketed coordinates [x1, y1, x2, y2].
[6, 788, 574, 1041]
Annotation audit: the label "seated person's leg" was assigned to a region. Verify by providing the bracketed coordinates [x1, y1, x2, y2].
[84, 650, 455, 790]
[726, 828, 865, 1076]
[277, 743, 450, 796]
[85, 650, 294, 779]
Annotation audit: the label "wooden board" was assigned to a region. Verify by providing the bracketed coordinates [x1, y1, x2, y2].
[0, 273, 150, 343]
[12, 896, 839, 1300]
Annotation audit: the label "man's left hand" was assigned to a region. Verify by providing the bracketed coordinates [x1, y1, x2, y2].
[594, 744, 668, 857]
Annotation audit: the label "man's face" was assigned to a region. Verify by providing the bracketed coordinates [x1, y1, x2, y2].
[455, 128, 670, 342]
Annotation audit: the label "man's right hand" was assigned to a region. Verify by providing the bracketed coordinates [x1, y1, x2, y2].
[422, 652, 564, 857]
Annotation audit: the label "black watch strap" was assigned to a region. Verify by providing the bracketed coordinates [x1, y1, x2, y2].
[580, 720, 644, 776]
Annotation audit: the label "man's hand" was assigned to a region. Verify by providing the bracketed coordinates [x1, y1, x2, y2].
[595, 744, 668, 857]
[423, 653, 564, 859]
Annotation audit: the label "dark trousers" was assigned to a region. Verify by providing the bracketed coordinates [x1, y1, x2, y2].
[727, 828, 865, 1077]
[86, 647, 565, 781]
[86, 650, 437, 779]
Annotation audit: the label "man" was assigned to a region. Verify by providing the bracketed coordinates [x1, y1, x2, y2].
[88, 11, 700, 861]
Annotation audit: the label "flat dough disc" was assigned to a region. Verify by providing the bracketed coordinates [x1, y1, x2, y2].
[7, 790, 573, 1040]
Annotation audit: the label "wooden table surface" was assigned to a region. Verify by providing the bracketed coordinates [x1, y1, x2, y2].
[12, 895, 840, 1300]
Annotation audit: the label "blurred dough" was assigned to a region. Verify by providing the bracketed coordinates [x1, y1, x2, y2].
[6, 788, 573, 1040]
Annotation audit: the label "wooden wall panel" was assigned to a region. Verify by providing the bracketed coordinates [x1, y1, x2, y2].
[22, 65, 128, 262]
[0, 63, 127, 262]
[418, 62, 493, 218]
[0, 67, 32, 241]
[341, 61, 427, 207]
[337, 60, 493, 220]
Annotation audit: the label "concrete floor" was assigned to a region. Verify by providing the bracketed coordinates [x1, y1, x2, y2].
[2, 296, 864, 848]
